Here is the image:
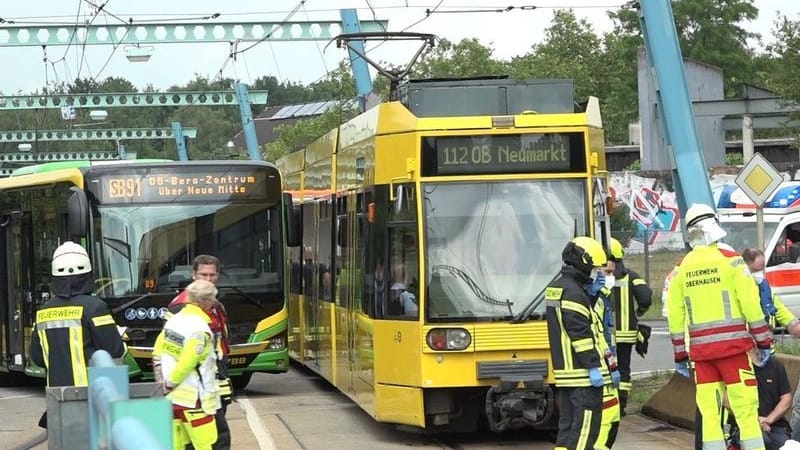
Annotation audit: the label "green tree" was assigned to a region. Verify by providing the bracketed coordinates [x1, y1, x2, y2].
[764, 16, 800, 101]
[262, 106, 350, 162]
[414, 38, 507, 79]
[609, 0, 760, 97]
[509, 10, 602, 102]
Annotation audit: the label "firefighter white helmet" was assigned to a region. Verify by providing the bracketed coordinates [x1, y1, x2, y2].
[51, 241, 92, 276]
[684, 203, 726, 248]
[685, 203, 717, 228]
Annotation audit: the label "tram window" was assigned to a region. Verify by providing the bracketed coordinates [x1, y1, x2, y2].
[389, 184, 416, 222]
[301, 203, 315, 295]
[383, 226, 419, 320]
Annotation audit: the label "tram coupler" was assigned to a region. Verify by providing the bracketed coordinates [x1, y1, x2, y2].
[485, 374, 553, 432]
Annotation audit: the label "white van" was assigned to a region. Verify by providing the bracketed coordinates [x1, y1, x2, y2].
[717, 182, 800, 317]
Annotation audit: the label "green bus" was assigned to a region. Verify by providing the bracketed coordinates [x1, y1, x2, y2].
[0, 160, 298, 389]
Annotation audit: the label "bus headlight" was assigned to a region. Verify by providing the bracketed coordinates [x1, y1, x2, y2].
[267, 332, 286, 350]
[426, 328, 471, 351]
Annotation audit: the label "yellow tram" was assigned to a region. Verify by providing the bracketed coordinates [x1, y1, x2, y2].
[277, 78, 611, 432]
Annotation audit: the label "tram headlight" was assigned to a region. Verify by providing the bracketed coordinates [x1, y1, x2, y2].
[426, 328, 471, 351]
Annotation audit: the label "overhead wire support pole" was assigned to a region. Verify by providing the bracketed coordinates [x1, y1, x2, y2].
[171, 122, 189, 161]
[234, 82, 261, 161]
[340, 9, 373, 112]
[637, 0, 714, 213]
[0, 20, 390, 46]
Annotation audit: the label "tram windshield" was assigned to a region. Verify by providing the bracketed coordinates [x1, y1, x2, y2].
[91, 202, 283, 300]
[423, 180, 588, 322]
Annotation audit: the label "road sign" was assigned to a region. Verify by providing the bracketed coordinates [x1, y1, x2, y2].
[734, 153, 783, 206]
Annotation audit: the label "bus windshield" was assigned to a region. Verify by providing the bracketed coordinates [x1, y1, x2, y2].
[423, 179, 588, 322]
[92, 202, 283, 300]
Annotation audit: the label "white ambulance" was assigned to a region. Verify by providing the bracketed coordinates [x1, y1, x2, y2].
[716, 182, 800, 316]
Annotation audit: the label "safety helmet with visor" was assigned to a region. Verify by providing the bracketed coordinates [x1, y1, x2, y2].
[684, 203, 726, 248]
[51, 241, 92, 276]
[563, 236, 608, 278]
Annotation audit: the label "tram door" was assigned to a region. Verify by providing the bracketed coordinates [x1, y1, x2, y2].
[336, 192, 360, 394]
[0, 212, 33, 371]
[302, 201, 320, 367]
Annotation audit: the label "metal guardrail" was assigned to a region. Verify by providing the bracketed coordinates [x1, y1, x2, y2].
[87, 350, 171, 450]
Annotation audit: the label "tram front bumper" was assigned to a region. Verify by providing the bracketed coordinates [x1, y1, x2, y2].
[485, 375, 554, 432]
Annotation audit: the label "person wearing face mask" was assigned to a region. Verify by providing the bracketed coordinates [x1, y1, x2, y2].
[605, 237, 652, 416]
[668, 203, 772, 450]
[546, 236, 617, 450]
[741, 248, 800, 337]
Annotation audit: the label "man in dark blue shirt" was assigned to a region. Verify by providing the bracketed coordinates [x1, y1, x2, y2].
[731, 348, 792, 450]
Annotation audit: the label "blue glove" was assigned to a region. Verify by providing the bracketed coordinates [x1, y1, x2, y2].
[611, 370, 621, 387]
[587, 273, 606, 297]
[675, 361, 690, 378]
[759, 348, 772, 366]
[589, 367, 604, 387]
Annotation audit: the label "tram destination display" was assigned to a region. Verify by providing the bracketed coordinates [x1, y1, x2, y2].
[422, 132, 586, 175]
[88, 167, 276, 203]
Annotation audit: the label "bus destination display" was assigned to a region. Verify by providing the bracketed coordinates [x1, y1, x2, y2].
[93, 169, 273, 203]
[423, 132, 585, 175]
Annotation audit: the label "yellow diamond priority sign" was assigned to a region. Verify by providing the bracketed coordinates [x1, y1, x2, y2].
[735, 153, 783, 206]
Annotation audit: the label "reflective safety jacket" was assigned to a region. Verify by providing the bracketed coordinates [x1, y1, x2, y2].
[154, 303, 220, 415]
[546, 268, 612, 387]
[29, 294, 125, 387]
[593, 295, 618, 376]
[667, 244, 772, 362]
[610, 263, 652, 344]
[771, 294, 798, 331]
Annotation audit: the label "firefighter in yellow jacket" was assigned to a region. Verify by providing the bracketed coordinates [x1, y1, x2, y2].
[668, 203, 772, 450]
[606, 237, 652, 415]
[547, 236, 617, 450]
[30, 241, 126, 429]
[153, 279, 221, 450]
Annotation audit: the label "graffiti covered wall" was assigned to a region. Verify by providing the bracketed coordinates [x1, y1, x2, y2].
[609, 169, 741, 253]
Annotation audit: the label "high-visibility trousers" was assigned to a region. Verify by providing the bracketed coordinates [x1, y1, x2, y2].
[695, 353, 764, 450]
[595, 385, 620, 449]
[555, 386, 603, 450]
[173, 408, 218, 450]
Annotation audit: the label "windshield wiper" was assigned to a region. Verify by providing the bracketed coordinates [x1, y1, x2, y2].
[103, 236, 131, 260]
[511, 271, 561, 324]
[218, 284, 266, 310]
[431, 264, 506, 306]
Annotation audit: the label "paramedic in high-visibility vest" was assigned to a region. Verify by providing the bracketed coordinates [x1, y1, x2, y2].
[606, 237, 653, 415]
[668, 203, 772, 450]
[154, 279, 221, 450]
[741, 248, 800, 337]
[546, 236, 618, 450]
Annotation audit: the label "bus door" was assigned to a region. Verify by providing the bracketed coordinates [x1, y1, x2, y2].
[0, 212, 33, 370]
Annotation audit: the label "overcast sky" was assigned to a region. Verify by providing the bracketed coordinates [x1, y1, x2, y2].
[0, 0, 797, 94]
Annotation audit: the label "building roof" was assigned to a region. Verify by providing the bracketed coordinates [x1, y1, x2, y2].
[230, 99, 356, 149]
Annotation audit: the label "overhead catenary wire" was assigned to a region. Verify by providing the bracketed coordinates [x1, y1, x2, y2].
[0, 2, 628, 22]
[304, 1, 330, 78]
